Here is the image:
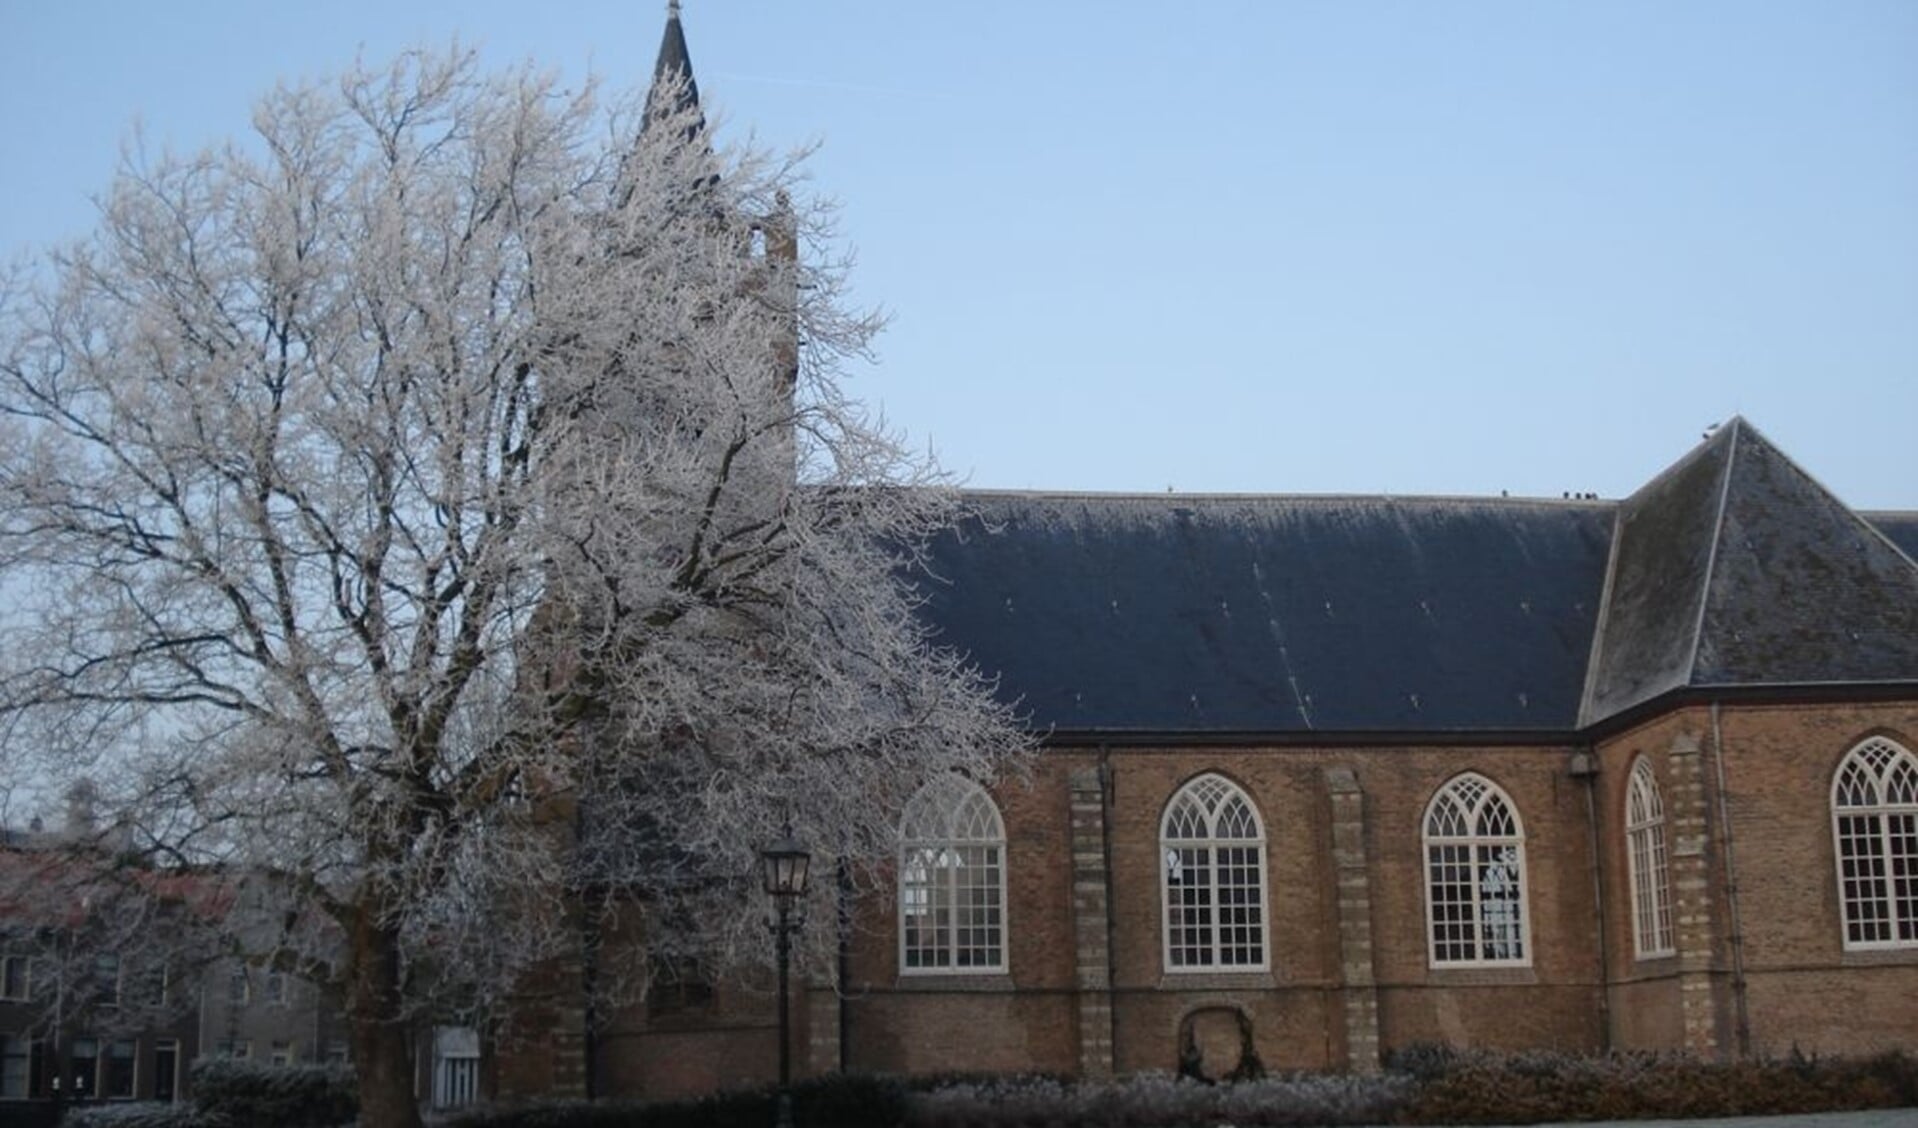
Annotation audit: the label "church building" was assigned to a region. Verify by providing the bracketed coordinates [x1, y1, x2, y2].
[499, 8, 1918, 1102]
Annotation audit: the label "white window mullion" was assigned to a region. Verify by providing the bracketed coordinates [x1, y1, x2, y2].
[1833, 738, 1918, 951]
[1161, 774, 1267, 973]
[900, 776, 1007, 974]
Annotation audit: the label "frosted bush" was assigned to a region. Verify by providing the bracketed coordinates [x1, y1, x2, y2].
[61, 1104, 214, 1128]
[908, 1069, 1414, 1127]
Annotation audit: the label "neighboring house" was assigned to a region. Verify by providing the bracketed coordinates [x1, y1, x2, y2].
[0, 838, 359, 1116]
[0, 943, 201, 1109]
[0, 830, 211, 1113]
[0, 841, 477, 1119]
[196, 956, 349, 1072]
[493, 7, 1918, 1103]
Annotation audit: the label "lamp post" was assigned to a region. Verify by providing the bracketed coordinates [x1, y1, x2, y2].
[759, 829, 811, 1128]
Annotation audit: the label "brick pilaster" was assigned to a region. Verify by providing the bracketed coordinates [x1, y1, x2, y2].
[1666, 732, 1724, 1058]
[806, 979, 840, 1076]
[547, 1001, 589, 1098]
[1325, 768, 1381, 1073]
[1069, 766, 1115, 1078]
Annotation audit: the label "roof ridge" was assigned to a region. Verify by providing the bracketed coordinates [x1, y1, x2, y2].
[1577, 504, 1627, 728]
[1681, 418, 1743, 687]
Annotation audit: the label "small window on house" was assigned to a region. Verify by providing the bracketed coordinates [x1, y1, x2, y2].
[646, 955, 716, 1018]
[1627, 758, 1676, 958]
[214, 1039, 251, 1061]
[1832, 735, 1918, 949]
[104, 1040, 135, 1099]
[227, 966, 249, 1006]
[152, 1039, 179, 1104]
[269, 1040, 294, 1066]
[143, 963, 170, 1008]
[1424, 772, 1530, 966]
[1161, 773, 1268, 971]
[899, 775, 1007, 973]
[69, 1037, 98, 1097]
[0, 955, 28, 1001]
[265, 971, 287, 1006]
[431, 1026, 480, 1110]
[93, 953, 121, 1007]
[325, 1040, 350, 1066]
[0, 1035, 29, 1098]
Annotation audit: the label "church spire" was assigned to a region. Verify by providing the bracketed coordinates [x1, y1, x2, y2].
[645, 0, 703, 132]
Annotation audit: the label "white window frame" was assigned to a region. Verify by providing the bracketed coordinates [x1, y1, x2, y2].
[898, 775, 1008, 975]
[94, 953, 122, 1008]
[431, 1026, 480, 1110]
[0, 954, 29, 1001]
[152, 1038, 181, 1103]
[104, 1039, 137, 1100]
[1160, 773, 1269, 973]
[69, 1036, 99, 1097]
[1423, 772, 1532, 968]
[1831, 735, 1918, 951]
[1626, 757, 1676, 958]
[0, 1034, 30, 1098]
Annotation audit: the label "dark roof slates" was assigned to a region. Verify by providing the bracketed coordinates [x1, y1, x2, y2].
[917, 423, 1917, 739]
[917, 494, 1613, 736]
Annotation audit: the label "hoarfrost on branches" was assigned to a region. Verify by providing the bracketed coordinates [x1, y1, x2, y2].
[0, 46, 1026, 1126]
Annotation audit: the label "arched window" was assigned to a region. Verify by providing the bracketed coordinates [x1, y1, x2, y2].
[899, 775, 1006, 973]
[1424, 772, 1529, 966]
[1832, 736, 1918, 950]
[1626, 757, 1675, 958]
[1161, 774, 1267, 971]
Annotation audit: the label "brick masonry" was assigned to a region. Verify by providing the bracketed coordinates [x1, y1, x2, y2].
[528, 697, 1917, 1098]
[1325, 767, 1381, 1073]
[1069, 765, 1116, 1078]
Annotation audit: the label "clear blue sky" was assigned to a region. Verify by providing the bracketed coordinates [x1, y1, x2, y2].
[4, 1, 1914, 508]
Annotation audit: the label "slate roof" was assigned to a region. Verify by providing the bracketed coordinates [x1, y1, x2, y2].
[913, 419, 1918, 740]
[916, 494, 1615, 736]
[1582, 418, 1918, 724]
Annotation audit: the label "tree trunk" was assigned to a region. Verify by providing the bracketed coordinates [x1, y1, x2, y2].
[348, 910, 422, 1128]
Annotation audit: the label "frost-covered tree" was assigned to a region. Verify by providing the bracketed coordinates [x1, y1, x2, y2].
[0, 48, 1024, 1127]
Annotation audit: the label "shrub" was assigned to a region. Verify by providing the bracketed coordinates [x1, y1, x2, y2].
[442, 1050, 1918, 1128]
[61, 1104, 218, 1128]
[1396, 1047, 1918, 1124]
[446, 1074, 908, 1128]
[905, 1071, 1413, 1128]
[188, 1058, 358, 1128]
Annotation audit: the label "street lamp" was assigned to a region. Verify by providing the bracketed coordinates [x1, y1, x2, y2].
[759, 828, 811, 1128]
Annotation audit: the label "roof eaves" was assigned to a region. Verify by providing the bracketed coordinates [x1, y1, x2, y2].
[1035, 726, 1591, 749]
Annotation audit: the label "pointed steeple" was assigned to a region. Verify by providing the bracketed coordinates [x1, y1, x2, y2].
[645, 0, 703, 134]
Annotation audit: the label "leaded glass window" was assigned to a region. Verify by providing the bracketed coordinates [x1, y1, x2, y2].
[1424, 772, 1529, 966]
[1627, 758, 1675, 958]
[1832, 736, 1918, 950]
[1161, 774, 1267, 971]
[899, 775, 1007, 973]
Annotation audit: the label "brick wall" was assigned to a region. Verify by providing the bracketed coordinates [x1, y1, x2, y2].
[1593, 699, 1918, 1058]
[512, 695, 1918, 1094]
[838, 740, 1610, 1076]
